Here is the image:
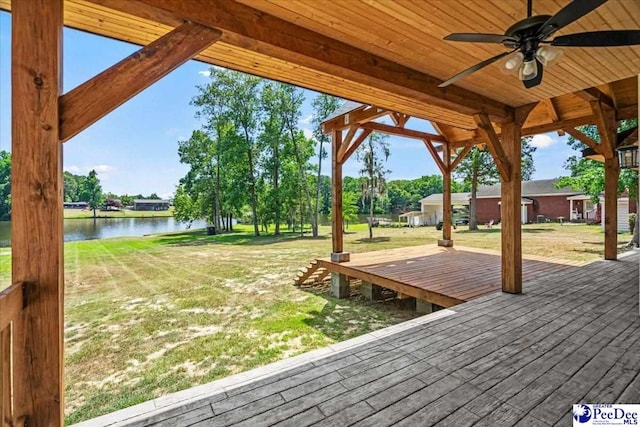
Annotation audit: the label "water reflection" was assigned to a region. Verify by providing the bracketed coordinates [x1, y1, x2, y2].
[0, 217, 207, 247]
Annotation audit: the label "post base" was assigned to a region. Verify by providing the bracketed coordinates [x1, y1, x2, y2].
[416, 299, 434, 314]
[361, 281, 383, 300]
[438, 239, 454, 247]
[331, 252, 351, 263]
[331, 273, 350, 299]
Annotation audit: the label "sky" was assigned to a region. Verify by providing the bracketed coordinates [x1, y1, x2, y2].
[0, 12, 581, 199]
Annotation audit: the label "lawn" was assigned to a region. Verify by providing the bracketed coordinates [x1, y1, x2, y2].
[0, 222, 624, 424]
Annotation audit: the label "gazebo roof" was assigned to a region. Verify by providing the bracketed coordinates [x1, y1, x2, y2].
[1, 0, 637, 142]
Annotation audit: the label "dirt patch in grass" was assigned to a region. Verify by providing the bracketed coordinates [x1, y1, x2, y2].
[5, 222, 616, 423]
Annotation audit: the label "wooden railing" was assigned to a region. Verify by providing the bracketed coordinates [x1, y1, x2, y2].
[0, 283, 24, 427]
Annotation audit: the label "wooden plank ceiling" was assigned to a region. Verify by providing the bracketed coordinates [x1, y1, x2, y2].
[0, 0, 638, 143]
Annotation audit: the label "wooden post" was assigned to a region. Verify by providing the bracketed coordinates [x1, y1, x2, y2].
[12, 0, 64, 425]
[440, 148, 453, 247]
[331, 129, 348, 260]
[591, 100, 619, 261]
[500, 122, 522, 293]
[603, 157, 619, 260]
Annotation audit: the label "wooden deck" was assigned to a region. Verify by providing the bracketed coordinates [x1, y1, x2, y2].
[78, 250, 640, 427]
[300, 246, 586, 308]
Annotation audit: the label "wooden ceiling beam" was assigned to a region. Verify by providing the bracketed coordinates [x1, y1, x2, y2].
[360, 122, 448, 143]
[541, 98, 565, 136]
[60, 22, 221, 142]
[451, 104, 638, 147]
[574, 87, 615, 110]
[91, 0, 513, 121]
[322, 106, 390, 133]
[563, 128, 604, 155]
[431, 122, 453, 142]
[397, 114, 410, 128]
[473, 113, 511, 182]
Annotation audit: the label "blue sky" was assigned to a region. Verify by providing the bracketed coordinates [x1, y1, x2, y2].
[0, 12, 580, 198]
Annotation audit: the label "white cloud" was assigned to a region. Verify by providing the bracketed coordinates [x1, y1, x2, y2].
[302, 128, 313, 140]
[92, 164, 115, 174]
[64, 164, 117, 179]
[530, 134, 556, 149]
[300, 114, 313, 125]
[198, 65, 224, 78]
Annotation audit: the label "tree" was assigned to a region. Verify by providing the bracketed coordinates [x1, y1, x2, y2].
[558, 119, 638, 246]
[357, 133, 390, 239]
[0, 151, 10, 221]
[176, 130, 217, 226]
[191, 69, 263, 236]
[281, 85, 317, 236]
[311, 94, 341, 234]
[455, 138, 536, 230]
[259, 82, 288, 235]
[80, 169, 104, 219]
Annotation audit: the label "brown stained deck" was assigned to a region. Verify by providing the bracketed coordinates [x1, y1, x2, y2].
[78, 250, 640, 427]
[317, 246, 586, 307]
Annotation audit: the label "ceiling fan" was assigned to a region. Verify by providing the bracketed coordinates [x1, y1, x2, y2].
[439, 0, 640, 89]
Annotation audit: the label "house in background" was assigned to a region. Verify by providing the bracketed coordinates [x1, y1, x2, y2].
[411, 192, 471, 226]
[404, 179, 635, 229]
[475, 179, 582, 224]
[133, 199, 170, 211]
[63, 201, 88, 209]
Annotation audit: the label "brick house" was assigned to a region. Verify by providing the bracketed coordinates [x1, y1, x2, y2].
[475, 179, 585, 224]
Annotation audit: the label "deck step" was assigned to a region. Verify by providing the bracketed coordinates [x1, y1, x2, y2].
[293, 261, 328, 286]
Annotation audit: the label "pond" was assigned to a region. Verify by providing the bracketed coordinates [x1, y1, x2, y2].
[0, 217, 207, 247]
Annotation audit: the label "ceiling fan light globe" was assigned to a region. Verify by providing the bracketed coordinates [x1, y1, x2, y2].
[504, 52, 524, 70]
[535, 46, 559, 66]
[519, 59, 538, 81]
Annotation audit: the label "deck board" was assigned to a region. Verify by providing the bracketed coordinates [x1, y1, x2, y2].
[75, 250, 640, 427]
[315, 245, 586, 307]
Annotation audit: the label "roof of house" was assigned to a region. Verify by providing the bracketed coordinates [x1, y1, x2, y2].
[421, 193, 471, 205]
[419, 179, 582, 205]
[133, 199, 170, 204]
[476, 179, 582, 198]
[322, 100, 365, 124]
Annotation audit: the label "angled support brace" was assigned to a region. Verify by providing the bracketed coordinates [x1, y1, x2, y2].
[473, 113, 511, 182]
[422, 139, 447, 175]
[590, 100, 617, 159]
[450, 146, 472, 171]
[564, 128, 604, 155]
[340, 128, 372, 163]
[60, 23, 222, 142]
[337, 125, 358, 161]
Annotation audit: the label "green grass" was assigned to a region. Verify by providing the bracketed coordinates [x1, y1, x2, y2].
[0, 222, 624, 424]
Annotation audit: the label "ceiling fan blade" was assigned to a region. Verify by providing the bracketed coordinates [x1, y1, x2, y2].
[523, 60, 543, 89]
[538, 0, 608, 39]
[438, 51, 514, 88]
[551, 30, 640, 47]
[444, 33, 518, 45]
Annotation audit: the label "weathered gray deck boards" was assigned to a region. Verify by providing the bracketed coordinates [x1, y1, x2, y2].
[101, 251, 640, 427]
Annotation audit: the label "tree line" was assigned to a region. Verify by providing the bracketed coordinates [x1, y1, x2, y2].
[174, 69, 342, 236]
[0, 158, 166, 220]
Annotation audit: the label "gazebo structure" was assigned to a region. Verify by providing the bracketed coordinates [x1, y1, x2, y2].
[0, 1, 639, 425]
